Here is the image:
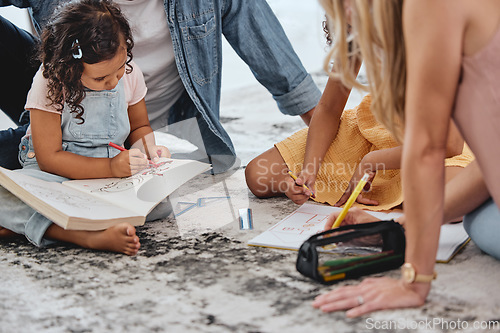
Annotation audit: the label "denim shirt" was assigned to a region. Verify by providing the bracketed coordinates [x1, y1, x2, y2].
[2, 0, 321, 171]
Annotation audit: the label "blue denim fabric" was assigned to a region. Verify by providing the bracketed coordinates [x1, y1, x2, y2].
[0, 14, 39, 123]
[1, 0, 321, 173]
[0, 78, 132, 247]
[463, 198, 500, 260]
[0, 123, 28, 169]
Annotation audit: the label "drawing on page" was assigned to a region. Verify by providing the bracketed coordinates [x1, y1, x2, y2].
[271, 211, 327, 235]
[22, 182, 103, 210]
[92, 160, 173, 193]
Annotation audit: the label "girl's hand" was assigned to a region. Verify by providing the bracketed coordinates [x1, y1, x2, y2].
[335, 169, 378, 207]
[312, 277, 430, 317]
[324, 207, 380, 230]
[110, 148, 149, 177]
[147, 145, 171, 162]
[285, 171, 316, 205]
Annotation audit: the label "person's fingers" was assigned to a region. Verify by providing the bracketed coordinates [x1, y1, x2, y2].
[127, 149, 148, 173]
[334, 192, 350, 207]
[324, 212, 340, 229]
[291, 177, 315, 198]
[128, 148, 145, 157]
[356, 195, 379, 206]
[295, 177, 305, 186]
[153, 146, 171, 159]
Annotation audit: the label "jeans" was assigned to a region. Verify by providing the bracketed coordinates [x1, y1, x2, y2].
[463, 198, 500, 260]
[0, 15, 38, 169]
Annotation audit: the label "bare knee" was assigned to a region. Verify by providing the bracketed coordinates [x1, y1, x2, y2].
[245, 157, 270, 197]
[245, 148, 287, 198]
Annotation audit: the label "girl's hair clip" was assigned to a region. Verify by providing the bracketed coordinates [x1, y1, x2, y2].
[72, 39, 83, 59]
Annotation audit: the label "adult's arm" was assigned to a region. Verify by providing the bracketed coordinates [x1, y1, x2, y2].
[402, 0, 465, 294]
[313, 0, 467, 317]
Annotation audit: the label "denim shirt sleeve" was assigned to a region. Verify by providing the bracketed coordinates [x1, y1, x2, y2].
[221, 0, 321, 115]
[0, 0, 30, 7]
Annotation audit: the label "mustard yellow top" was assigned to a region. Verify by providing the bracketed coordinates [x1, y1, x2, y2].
[275, 95, 474, 211]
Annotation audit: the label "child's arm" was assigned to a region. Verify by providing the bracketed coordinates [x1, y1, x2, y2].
[126, 98, 170, 160]
[294, 60, 362, 198]
[335, 121, 465, 207]
[445, 121, 464, 158]
[29, 108, 147, 179]
[335, 146, 403, 207]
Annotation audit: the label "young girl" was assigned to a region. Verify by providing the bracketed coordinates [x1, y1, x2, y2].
[246, 93, 473, 210]
[0, 0, 170, 255]
[245, 25, 473, 211]
[311, 0, 500, 317]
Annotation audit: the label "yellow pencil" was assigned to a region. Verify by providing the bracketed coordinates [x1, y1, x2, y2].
[331, 173, 370, 229]
[287, 170, 315, 198]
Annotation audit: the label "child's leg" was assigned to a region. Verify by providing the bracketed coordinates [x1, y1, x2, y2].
[445, 166, 463, 183]
[0, 227, 18, 238]
[245, 147, 289, 198]
[0, 185, 54, 246]
[0, 186, 140, 255]
[44, 223, 140, 256]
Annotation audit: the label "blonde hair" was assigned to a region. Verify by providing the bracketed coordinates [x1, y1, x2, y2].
[320, 0, 405, 141]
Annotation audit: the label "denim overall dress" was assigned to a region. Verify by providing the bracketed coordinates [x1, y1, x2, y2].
[0, 79, 130, 246]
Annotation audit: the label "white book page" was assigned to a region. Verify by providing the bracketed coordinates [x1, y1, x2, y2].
[63, 158, 211, 216]
[436, 223, 470, 262]
[248, 203, 401, 250]
[249, 203, 468, 262]
[1, 169, 138, 220]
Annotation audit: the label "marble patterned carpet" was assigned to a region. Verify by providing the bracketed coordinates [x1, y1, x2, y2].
[1, 74, 500, 332]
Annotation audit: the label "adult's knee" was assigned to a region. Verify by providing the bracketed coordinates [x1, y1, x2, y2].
[463, 198, 500, 261]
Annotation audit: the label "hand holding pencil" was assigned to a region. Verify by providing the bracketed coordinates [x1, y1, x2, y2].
[286, 170, 316, 204]
[330, 173, 372, 229]
[108, 143, 152, 177]
[108, 140, 170, 177]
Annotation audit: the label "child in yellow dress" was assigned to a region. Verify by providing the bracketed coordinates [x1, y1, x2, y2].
[245, 94, 473, 211]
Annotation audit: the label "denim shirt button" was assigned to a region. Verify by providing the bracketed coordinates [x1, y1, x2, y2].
[21, 145, 27, 151]
[27, 152, 36, 159]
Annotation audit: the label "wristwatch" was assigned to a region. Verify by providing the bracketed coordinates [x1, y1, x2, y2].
[401, 263, 437, 284]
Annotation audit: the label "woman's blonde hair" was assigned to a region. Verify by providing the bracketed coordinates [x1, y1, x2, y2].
[320, 0, 405, 141]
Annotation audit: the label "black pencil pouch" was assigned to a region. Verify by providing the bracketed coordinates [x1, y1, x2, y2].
[296, 220, 405, 285]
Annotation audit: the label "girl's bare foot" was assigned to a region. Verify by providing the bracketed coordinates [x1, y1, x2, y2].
[45, 223, 141, 256]
[0, 227, 18, 238]
[86, 223, 141, 256]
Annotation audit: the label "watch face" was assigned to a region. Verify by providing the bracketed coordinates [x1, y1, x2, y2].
[401, 263, 415, 283]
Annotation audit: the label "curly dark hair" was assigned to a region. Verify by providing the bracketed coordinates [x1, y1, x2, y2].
[39, 0, 134, 124]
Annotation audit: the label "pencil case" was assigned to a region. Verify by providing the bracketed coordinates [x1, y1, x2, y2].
[296, 220, 405, 285]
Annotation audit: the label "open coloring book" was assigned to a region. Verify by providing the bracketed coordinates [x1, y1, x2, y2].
[0, 158, 210, 230]
[248, 203, 470, 263]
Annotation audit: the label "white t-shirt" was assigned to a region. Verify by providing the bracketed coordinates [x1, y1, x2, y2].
[114, 0, 185, 127]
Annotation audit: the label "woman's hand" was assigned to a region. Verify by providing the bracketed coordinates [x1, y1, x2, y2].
[110, 148, 149, 177]
[312, 276, 430, 317]
[324, 207, 380, 230]
[285, 170, 316, 205]
[335, 168, 378, 207]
